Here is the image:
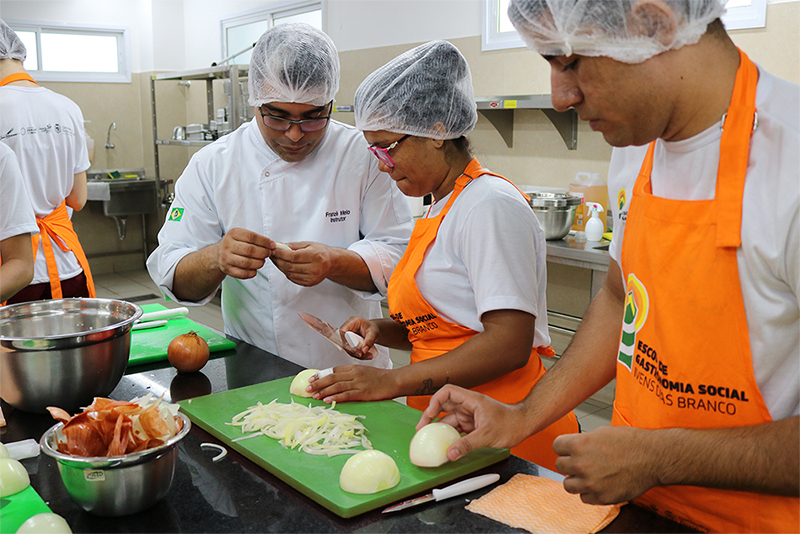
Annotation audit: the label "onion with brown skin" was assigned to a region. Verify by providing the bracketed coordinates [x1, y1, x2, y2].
[168, 331, 210, 373]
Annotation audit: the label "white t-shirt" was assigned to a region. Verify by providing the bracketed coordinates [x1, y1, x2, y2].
[0, 143, 38, 242]
[418, 173, 551, 348]
[608, 66, 799, 420]
[0, 86, 90, 284]
[147, 119, 413, 369]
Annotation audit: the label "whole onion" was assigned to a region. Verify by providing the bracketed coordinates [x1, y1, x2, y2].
[168, 331, 210, 373]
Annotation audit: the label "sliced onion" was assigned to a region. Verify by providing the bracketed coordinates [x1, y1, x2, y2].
[409, 422, 461, 467]
[227, 400, 372, 456]
[200, 443, 228, 462]
[339, 450, 400, 494]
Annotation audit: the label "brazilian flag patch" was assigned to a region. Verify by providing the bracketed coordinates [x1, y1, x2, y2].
[169, 207, 184, 222]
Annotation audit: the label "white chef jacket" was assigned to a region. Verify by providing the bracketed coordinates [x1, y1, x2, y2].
[607, 65, 799, 420]
[0, 86, 90, 284]
[147, 118, 413, 369]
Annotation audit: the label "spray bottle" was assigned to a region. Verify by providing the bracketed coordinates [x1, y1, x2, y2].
[585, 203, 605, 241]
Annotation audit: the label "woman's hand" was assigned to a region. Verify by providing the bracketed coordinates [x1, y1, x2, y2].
[340, 316, 380, 359]
[307, 365, 396, 403]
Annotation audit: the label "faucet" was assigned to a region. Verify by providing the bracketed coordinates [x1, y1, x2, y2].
[105, 122, 116, 149]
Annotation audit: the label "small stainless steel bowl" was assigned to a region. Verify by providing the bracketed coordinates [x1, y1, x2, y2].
[40, 411, 191, 516]
[528, 192, 582, 240]
[0, 298, 143, 413]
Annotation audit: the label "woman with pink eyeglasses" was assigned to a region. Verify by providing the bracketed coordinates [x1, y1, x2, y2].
[306, 40, 578, 472]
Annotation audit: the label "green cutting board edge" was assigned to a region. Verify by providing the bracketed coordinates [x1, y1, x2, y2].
[0, 485, 52, 534]
[129, 303, 236, 366]
[178, 378, 509, 518]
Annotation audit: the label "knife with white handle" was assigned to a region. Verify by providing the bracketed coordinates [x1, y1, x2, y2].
[382, 473, 500, 513]
[137, 307, 189, 323]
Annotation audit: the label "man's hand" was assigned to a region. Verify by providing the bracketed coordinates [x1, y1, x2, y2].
[417, 385, 532, 462]
[270, 241, 334, 287]
[554, 426, 660, 505]
[217, 228, 275, 279]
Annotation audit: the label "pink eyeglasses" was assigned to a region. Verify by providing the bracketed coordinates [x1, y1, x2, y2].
[367, 134, 410, 168]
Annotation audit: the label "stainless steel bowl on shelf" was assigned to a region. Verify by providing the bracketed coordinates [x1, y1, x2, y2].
[40, 412, 191, 516]
[527, 192, 582, 240]
[0, 298, 143, 413]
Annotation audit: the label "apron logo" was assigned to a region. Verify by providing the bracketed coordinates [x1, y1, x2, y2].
[618, 273, 649, 371]
[169, 208, 184, 222]
[617, 189, 626, 211]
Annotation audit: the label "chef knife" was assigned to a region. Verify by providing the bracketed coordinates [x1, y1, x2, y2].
[382, 473, 500, 513]
[297, 312, 378, 359]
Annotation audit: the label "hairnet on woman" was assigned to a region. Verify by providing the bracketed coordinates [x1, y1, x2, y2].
[0, 19, 27, 61]
[308, 40, 579, 472]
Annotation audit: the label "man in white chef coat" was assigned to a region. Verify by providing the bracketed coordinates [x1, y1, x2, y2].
[418, 1, 799, 532]
[147, 23, 413, 370]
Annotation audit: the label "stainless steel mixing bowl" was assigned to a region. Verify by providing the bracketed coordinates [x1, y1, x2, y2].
[0, 298, 143, 413]
[40, 411, 191, 516]
[528, 192, 582, 240]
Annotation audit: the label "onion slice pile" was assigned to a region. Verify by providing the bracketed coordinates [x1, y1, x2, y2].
[227, 400, 372, 456]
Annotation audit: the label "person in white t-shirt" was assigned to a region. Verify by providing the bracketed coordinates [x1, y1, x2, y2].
[0, 143, 38, 302]
[0, 20, 95, 303]
[416, 1, 798, 532]
[306, 40, 579, 472]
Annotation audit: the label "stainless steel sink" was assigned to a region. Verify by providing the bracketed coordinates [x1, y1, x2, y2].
[86, 168, 157, 217]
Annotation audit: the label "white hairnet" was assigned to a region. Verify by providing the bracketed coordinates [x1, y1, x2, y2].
[508, 0, 726, 64]
[354, 40, 477, 140]
[0, 19, 26, 61]
[248, 23, 339, 107]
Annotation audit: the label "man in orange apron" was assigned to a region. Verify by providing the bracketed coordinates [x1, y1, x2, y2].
[0, 20, 95, 303]
[419, 1, 799, 532]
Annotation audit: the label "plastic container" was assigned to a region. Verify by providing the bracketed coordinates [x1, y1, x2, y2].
[585, 203, 605, 241]
[569, 172, 608, 233]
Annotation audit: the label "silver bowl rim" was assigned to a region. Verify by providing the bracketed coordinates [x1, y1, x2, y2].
[39, 411, 191, 468]
[0, 298, 143, 342]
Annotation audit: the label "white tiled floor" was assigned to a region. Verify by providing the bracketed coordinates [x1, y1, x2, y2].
[96, 269, 612, 432]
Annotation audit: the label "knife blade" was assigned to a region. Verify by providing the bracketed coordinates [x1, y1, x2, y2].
[382, 473, 500, 513]
[297, 312, 351, 353]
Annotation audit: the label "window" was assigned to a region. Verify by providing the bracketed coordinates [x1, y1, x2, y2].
[482, 0, 768, 52]
[6, 20, 130, 83]
[220, 1, 323, 66]
[722, 0, 767, 30]
[482, 0, 525, 52]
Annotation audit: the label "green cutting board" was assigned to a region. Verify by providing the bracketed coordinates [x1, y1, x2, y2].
[0, 486, 52, 534]
[129, 303, 236, 366]
[178, 378, 509, 518]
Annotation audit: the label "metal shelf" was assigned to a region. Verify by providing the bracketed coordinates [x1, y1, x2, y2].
[155, 139, 214, 147]
[150, 64, 250, 206]
[475, 94, 578, 150]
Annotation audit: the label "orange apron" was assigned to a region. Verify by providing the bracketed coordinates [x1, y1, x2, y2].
[0, 73, 38, 86]
[388, 157, 579, 470]
[32, 202, 96, 299]
[611, 49, 799, 533]
[1, 74, 95, 300]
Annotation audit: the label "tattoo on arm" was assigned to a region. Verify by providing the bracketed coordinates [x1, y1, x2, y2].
[415, 377, 449, 396]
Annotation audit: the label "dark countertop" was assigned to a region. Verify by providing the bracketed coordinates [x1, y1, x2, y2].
[1, 338, 695, 533]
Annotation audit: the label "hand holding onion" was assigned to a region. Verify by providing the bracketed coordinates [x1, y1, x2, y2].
[168, 331, 210, 373]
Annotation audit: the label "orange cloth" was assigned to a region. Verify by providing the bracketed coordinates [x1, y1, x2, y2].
[0, 73, 38, 86]
[33, 202, 96, 299]
[612, 49, 799, 533]
[466, 474, 622, 533]
[387, 158, 579, 470]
